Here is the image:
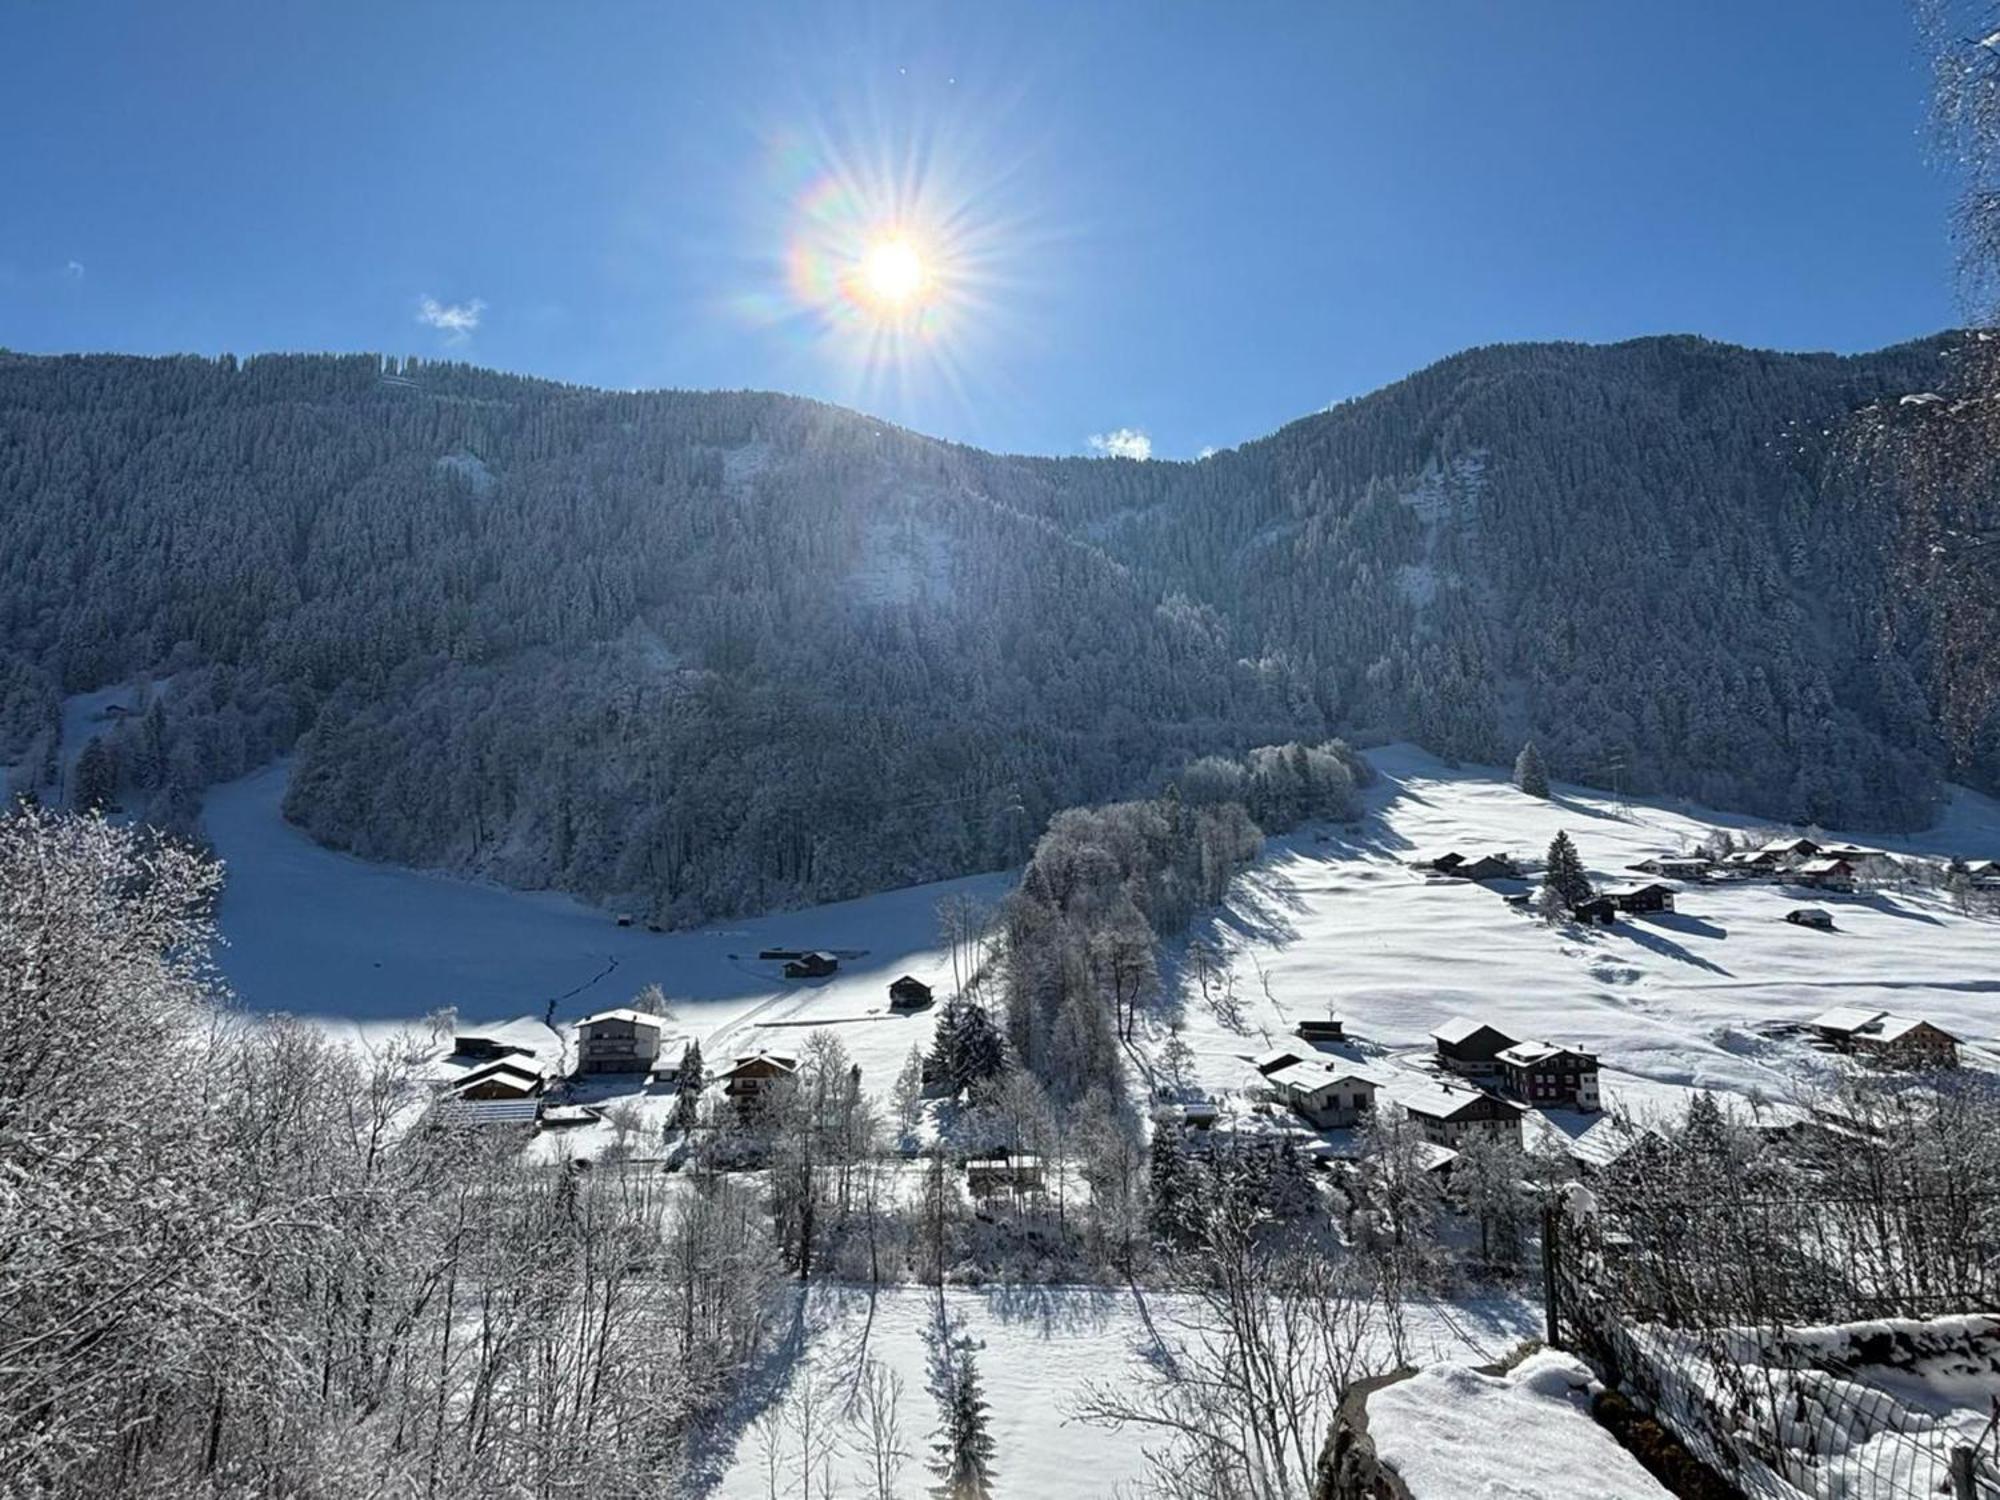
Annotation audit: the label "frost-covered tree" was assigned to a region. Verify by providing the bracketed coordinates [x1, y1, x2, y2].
[1513, 740, 1550, 799]
[676, 1036, 705, 1128]
[925, 1307, 997, 1500]
[1543, 829, 1593, 910]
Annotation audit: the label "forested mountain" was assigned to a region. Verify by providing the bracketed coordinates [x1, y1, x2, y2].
[0, 335, 1991, 923]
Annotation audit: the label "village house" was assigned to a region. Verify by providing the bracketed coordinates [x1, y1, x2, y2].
[1631, 854, 1712, 880]
[1392, 1080, 1525, 1149]
[1603, 882, 1675, 915]
[451, 1032, 532, 1062]
[575, 1007, 671, 1075]
[1494, 1040, 1601, 1111]
[718, 1052, 799, 1101]
[1266, 1061, 1378, 1129]
[1452, 853, 1521, 882]
[1419, 852, 1467, 874]
[1433, 1017, 1517, 1081]
[783, 951, 839, 979]
[1786, 907, 1835, 930]
[1806, 1008, 1959, 1069]
[449, 1058, 548, 1102]
[1793, 857, 1857, 893]
[1819, 845, 1901, 882]
[1965, 859, 2000, 888]
[1755, 836, 1823, 867]
[888, 974, 934, 1009]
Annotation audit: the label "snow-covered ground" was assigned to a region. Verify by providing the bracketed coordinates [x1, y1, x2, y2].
[1158, 744, 2000, 1130]
[204, 761, 1011, 1102]
[696, 1282, 1537, 1500]
[1365, 1349, 1669, 1499]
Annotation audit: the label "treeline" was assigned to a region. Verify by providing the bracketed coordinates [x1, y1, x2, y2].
[999, 740, 1369, 1110]
[4, 336, 1994, 932]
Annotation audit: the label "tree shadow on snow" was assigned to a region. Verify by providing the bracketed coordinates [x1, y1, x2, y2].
[1637, 911, 1727, 941]
[1608, 921, 1733, 978]
[981, 1280, 1129, 1338]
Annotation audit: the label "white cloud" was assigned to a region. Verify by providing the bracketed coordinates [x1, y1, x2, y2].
[417, 295, 486, 342]
[1196, 445, 1218, 460]
[1087, 426, 1152, 461]
[64, 260, 85, 279]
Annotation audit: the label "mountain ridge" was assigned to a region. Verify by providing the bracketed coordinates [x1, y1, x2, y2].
[0, 331, 1991, 923]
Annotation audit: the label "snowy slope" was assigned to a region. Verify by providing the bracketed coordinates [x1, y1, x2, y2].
[700, 1283, 1537, 1500]
[1159, 744, 2000, 1125]
[205, 761, 1010, 1095]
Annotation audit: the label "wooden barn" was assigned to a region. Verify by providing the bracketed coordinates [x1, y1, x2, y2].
[888, 975, 934, 1009]
[1294, 1016, 1346, 1045]
[783, 951, 839, 979]
[718, 1052, 799, 1100]
[1432, 1017, 1517, 1080]
[965, 1154, 1044, 1196]
[1786, 907, 1835, 931]
[1572, 895, 1618, 926]
[1604, 882, 1675, 915]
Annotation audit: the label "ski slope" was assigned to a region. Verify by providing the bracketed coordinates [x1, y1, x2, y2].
[1159, 744, 2000, 1126]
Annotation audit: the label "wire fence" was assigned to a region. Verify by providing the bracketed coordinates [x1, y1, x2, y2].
[1546, 1192, 2000, 1500]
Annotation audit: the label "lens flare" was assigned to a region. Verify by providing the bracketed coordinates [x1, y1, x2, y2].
[854, 236, 930, 313]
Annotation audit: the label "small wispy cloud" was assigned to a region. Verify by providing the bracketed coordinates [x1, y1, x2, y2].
[417, 295, 486, 342]
[1087, 426, 1152, 461]
[64, 260, 85, 279]
[1196, 445, 1218, 460]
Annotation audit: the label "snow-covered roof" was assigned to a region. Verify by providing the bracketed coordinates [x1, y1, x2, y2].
[1808, 1006, 1887, 1036]
[575, 1007, 669, 1030]
[1788, 906, 1833, 921]
[431, 1098, 540, 1129]
[1796, 858, 1852, 876]
[1759, 836, 1817, 855]
[1600, 884, 1671, 900]
[1867, 1014, 1955, 1045]
[1267, 1061, 1375, 1095]
[1390, 1078, 1520, 1122]
[1495, 1040, 1591, 1068]
[450, 1057, 545, 1090]
[1432, 1015, 1509, 1046]
[1567, 1118, 1661, 1170]
[720, 1051, 798, 1077]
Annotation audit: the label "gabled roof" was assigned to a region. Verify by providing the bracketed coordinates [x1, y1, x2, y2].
[1795, 858, 1853, 876]
[1267, 1061, 1376, 1095]
[1494, 1040, 1593, 1068]
[1759, 836, 1819, 855]
[1601, 883, 1673, 900]
[720, 1051, 798, 1078]
[1432, 1016, 1513, 1047]
[576, 1007, 669, 1030]
[450, 1058, 545, 1090]
[1807, 1006, 1887, 1036]
[1866, 1014, 1956, 1045]
[1391, 1079, 1524, 1122]
[1253, 1047, 1308, 1075]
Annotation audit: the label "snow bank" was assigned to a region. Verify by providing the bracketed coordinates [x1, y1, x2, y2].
[1368, 1349, 1669, 1499]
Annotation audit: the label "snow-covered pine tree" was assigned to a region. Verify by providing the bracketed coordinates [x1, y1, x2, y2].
[1543, 829, 1593, 910]
[72, 735, 117, 812]
[926, 1318, 996, 1500]
[675, 1038, 704, 1128]
[1513, 740, 1550, 799]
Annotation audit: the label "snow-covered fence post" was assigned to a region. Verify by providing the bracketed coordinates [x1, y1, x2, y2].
[1541, 1201, 1562, 1350]
[1950, 1444, 1976, 1500]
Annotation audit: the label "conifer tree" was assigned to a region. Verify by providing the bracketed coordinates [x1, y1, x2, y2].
[674, 1038, 704, 1129]
[926, 1320, 996, 1500]
[72, 736, 117, 812]
[1543, 829, 1593, 910]
[1513, 740, 1550, 799]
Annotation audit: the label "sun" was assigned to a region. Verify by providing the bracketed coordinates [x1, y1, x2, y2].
[854, 235, 931, 314]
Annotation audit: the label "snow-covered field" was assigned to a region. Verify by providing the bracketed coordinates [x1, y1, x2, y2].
[204, 761, 1010, 1100]
[695, 1282, 1537, 1500]
[1159, 744, 2000, 1129]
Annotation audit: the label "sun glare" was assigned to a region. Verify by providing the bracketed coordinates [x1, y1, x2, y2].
[857, 236, 929, 312]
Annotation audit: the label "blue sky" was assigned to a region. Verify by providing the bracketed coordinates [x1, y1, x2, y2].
[0, 2, 1960, 458]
